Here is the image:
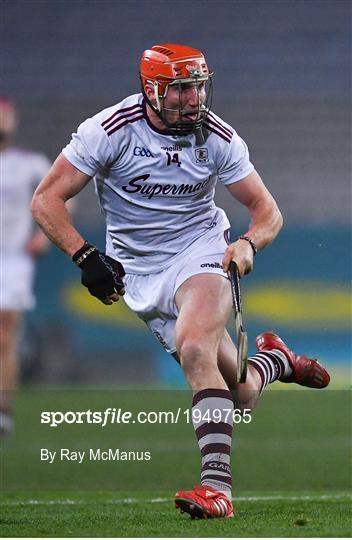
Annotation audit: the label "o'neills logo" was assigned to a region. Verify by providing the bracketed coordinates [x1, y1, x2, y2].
[161, 144, 183, 152]
[122, 174, 210, 200]
[200, 262, 223, 269]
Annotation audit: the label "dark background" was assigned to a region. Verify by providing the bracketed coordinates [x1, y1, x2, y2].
[2, 0, 350, 385]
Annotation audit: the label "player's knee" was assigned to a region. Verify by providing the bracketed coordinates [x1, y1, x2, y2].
[178, 338, 204, 365]
[177, 338, 216, 377]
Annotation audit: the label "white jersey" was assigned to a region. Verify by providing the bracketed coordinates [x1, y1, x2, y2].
[63, 93, 254, 274]
[0, 147, 51, 256]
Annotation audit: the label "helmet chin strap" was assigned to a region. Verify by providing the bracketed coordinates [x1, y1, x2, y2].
[153, 81, 162, 112]
[142, 88, 173, 130]
[195, 127, 205, 146]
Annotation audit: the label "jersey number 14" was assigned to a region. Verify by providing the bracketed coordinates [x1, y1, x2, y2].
[166, 151, 182, 168]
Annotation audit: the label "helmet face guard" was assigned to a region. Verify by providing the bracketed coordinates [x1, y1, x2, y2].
[157, 77, 213, 136]
[140, 44, 213, 136]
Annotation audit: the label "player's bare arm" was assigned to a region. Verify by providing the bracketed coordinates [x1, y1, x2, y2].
[31, 153, 90, 256]
[222, 169, 283, 276]
[32, 154, 125, 305]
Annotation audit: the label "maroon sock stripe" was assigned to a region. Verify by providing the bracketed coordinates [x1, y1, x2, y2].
[200, 442, 231, 457]
[248, 357, 267, 390]
[258, 353, 275, 381]
[192, 388, 233, 495]
[203, 121, 232, 143]
[196, 421, 233, 440]
[253, 355, 272, 387]
[206, 113, 234, 138]
[192, 388, 233, 407]
[201, 459, 231, 473]
[199, 434, 232, 453]
[255, 351, 284, 381]
[264, 351, 286, 378]
[101, 103, 142, 127]
[106, 115, 144, 136]
[268, 359, 275, 380]
[249, 350, 288, 392]
[201, 473, 232, 487]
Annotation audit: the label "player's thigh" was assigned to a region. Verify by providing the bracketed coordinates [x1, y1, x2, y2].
[175, 273, 232, 347]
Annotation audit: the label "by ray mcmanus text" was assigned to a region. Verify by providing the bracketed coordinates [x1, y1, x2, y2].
[40, 448, 152, 464]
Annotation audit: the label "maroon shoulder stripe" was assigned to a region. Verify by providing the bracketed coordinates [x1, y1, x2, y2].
[103, 108, 143, 132]
[106, 114, 144, 136]
[206, 113, 233, 138]
[207, 112, 233, 137]
[224, 229, 230, 245]
[101, 103, 142, 127]
[203, 122, 232, 143]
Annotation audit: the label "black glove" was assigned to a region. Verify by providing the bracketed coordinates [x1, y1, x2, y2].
[72, 242, 125, 301]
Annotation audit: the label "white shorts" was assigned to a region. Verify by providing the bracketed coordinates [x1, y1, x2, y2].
[0, 254, 35, 311]
[123, 227, 230, 354]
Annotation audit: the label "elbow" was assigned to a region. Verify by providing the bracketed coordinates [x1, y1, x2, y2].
[31, 189, 44, 225]
[276, 206, 284, 232]
[263, 205, 283, 248]
[31, 191, 39, 222]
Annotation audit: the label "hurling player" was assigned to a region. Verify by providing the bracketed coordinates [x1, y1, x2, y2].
[31, 44, 330, 519]
[0, 98, 51, 436]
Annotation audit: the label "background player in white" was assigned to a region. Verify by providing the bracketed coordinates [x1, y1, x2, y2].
[0, 97, 51, 435]
[31, 44, 330, 519]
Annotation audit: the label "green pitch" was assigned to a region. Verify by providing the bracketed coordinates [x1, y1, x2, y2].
[1, 490, 350, 537]
[0, 387, 351, 537]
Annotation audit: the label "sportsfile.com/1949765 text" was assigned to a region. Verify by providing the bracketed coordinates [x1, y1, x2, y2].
[40, 407, 252, 428]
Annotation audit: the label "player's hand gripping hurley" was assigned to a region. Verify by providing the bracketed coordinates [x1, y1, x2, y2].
[228, 261, 248, 383]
